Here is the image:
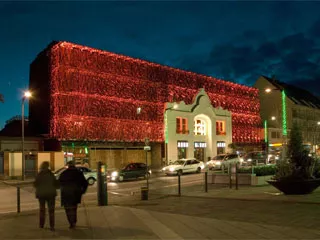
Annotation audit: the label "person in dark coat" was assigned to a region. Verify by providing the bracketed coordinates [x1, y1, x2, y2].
[34, 161, 59, 231]
[59, 161, 88, 229]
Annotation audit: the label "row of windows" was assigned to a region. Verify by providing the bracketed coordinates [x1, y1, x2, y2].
[176, 117, 226, 136]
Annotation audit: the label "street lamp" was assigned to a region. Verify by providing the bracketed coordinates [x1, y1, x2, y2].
[137, 107, 150, 192]
[265, 88, 287, 161]
[22, 90, 32, 180]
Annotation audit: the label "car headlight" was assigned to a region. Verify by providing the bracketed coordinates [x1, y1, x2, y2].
[200, 165, 205, 169]
[162, 167, 166, 171]
[216, 161, 221, 165]
[247, 158, 252, 162]
[111, 171, 118, 177]
[169, 167, 175, 172]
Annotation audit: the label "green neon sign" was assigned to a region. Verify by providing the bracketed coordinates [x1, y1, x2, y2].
[264, 120, 268, 143]
[282, 90, 287, 136]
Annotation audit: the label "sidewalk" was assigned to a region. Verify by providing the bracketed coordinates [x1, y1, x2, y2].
[181, 184, 320, 204]
[1, 203, 320, 239]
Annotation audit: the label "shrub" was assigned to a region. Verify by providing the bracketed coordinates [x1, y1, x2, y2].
[238, 165, 276, 176]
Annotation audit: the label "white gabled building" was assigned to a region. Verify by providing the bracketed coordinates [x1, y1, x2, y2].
[164, 89, 232, 163]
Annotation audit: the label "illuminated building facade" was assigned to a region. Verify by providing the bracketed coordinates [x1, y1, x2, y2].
[29, 41, 262, 168]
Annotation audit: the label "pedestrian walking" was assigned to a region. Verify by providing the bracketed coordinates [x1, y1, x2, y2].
[34, 161, 59, 231]
[59, 161, 88, 229]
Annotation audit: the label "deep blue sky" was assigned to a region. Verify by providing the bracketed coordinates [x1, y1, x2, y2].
[1, 1, 320, 129]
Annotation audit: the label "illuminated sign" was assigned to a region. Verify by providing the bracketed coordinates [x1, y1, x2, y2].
[269, 143, 283, 147]
[282, 90, 287, 136]
[194, 142, 207, 148]
[178, 141, 188, 148]
[217, 141, 226, 148]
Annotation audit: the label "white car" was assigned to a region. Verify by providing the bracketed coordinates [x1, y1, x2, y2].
[206, 154, 241, 170]
[162, 158, 205, 176]
[54, 165, 97, 185]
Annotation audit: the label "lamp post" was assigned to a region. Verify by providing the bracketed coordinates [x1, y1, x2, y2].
[136, 107, 150, 191]
[21, 91, 32, 180]
[265, 88, 287, 161]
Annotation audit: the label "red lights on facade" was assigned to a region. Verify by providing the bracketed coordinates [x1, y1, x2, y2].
[42, 41, 261, 143]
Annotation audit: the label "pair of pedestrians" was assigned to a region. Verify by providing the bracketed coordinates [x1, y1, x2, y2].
[33, 161, 88, 231]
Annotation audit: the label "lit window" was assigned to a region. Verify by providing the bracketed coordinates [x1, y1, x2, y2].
[177, 141, 189, 148]
[176, 117, 189, 134]
[216, 121, 226, 135]
[194, 119, 206, 135]
[194, 142, 207, 148]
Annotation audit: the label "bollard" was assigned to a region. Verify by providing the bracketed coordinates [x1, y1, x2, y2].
[97, 162, 108, 206]
[229, 164, 232, 189]
[17, 186, 20, 213]
[141, 186, 148, 200]
[236, 163, 239, 190]
[178, 174, 181, 196]
[205, 172, 208, 193]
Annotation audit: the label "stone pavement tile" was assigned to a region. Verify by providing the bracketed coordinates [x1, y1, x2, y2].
[86, 205, 160, 239]
[226, 219, 288, 239]
[150, 211, 234, 239]
[259, 224, 320, 239]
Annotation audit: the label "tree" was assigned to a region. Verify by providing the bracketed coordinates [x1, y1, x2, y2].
[275, 122, 314, 180]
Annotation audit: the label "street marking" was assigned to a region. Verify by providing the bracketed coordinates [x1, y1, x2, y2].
[129, 208, 184, 240]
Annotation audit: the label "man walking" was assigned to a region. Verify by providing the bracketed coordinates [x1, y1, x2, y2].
[34, 161, 59, 231]
[59, 161, 88, 229]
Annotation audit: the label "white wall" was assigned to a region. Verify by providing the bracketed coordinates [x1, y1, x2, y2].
[54, 152, 64, 170]
[38, 152, 51, 170]
[165, 89, 232, 163]
[9, 152, 22, 177]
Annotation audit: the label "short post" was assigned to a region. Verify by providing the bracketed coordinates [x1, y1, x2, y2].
[97, 161, 108, 206]
[205, 172, 208, 192]
[17, 186, 21, 213]
[235, 163, 239, 190]
[229, 164, 232, 189]
[178, 174, 181, 196]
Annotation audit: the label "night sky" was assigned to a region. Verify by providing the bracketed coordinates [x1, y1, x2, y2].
[1, 1, 320, 129]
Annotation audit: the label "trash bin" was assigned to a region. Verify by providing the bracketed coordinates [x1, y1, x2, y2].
[141, 186, 148, 200]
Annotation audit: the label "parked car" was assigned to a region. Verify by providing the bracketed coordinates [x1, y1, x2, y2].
[54, 165, 97, 185]
[109, 162, 152, 182]
[242, 151, 268, 166]
[206, 154, 241, 170]
[162, 158, 205, 176]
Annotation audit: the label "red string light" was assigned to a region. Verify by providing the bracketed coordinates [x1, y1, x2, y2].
[48, 41, 261, 143]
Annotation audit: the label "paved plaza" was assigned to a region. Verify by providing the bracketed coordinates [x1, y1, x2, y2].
[1, 181, 320, 239]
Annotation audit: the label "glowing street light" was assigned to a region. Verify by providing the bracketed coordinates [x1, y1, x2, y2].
[265, 87, 287, 161]
[271, 116, 276, 121]
[22, 90, 32, 180]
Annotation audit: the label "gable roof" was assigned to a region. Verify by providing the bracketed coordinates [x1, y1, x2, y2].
[262, 75, 320, 109]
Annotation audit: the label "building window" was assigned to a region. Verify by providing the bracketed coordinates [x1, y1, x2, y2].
[216, 121, 226, 135]
[194, 142, 207, 148]
[177, 141, 188, 159]
[271, 131, 281, 139]
[194, 142, 206, 162]
[176, 117, 189, 134]
[217, 141, 226, 154]
[194, 119, 206, 135]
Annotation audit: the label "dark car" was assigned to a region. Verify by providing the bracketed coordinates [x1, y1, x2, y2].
[109, 162, 151, 182]
[243, 151, 268, 166]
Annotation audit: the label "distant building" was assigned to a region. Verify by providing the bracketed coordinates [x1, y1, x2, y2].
[254, 76, 320, 155]
[29, 41, 262, 169]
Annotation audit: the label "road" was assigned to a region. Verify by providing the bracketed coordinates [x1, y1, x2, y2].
[0, 172, 207, 214]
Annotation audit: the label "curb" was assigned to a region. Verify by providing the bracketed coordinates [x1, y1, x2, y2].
[177, 194, 320, 205]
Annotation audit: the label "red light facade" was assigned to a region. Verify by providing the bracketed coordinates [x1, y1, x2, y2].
[35, 41, 261, 143]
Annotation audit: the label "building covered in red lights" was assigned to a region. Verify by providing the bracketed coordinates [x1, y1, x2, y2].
[29, 41, 262, 169]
